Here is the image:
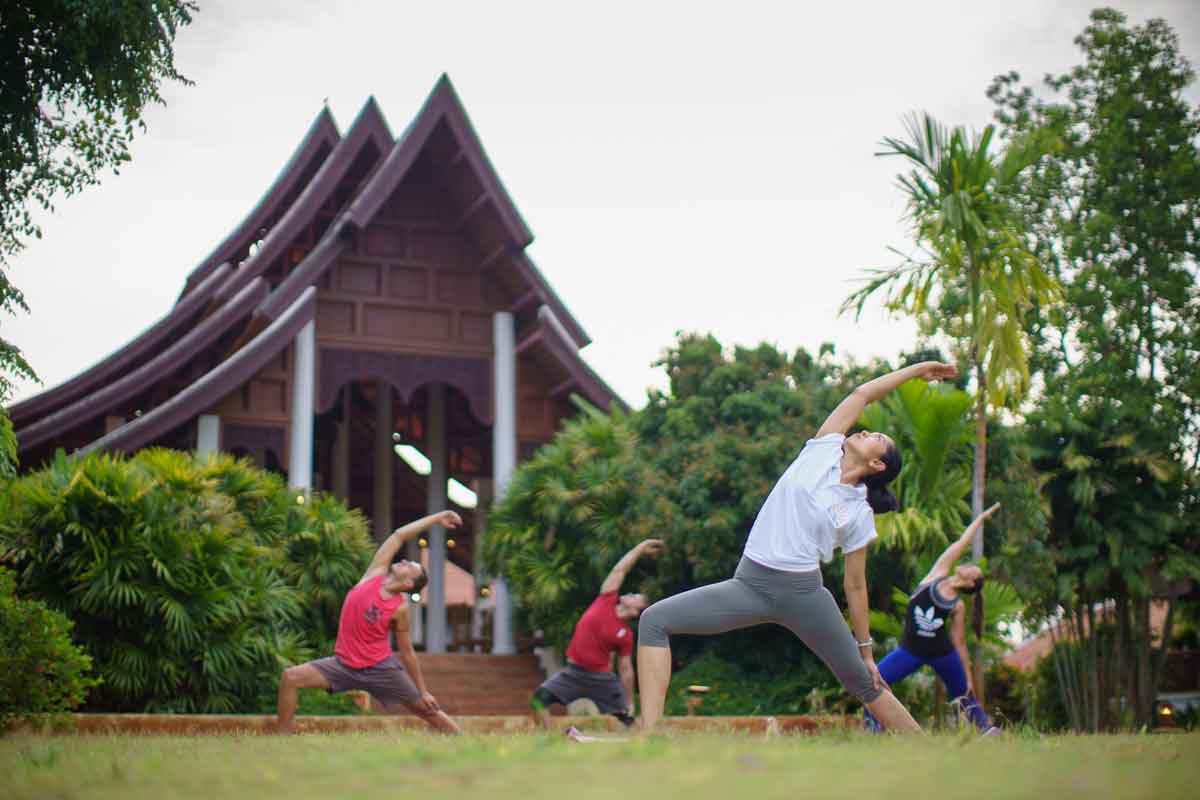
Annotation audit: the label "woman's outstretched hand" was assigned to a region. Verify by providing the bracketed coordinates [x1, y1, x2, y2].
[863, 654, 889, 693]
[916, 361, 958, 383]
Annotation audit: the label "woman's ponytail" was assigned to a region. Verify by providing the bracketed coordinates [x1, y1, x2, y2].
[866, 484, 899, 514]
[862, 441, 903, 515]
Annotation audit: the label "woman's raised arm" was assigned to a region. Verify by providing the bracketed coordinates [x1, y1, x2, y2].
[816, 361, 958, 438]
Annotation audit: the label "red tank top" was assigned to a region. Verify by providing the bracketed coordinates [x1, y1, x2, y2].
[334, 575, 406, 668]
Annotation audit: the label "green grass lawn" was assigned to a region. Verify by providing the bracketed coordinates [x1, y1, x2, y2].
[2, 731, 1196, 800]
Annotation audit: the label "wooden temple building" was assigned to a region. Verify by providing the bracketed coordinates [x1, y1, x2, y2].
[10, 75, 624, 656]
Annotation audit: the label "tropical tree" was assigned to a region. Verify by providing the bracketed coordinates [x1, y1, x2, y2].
[1026, 396, 1198, 730]
[844, 114, 1060, 548]
[0, 1, 197, 473]
[987, 8, 1200, 730]
[989, 10, 1200, 447]
[842, 113, 1062, 698]
[483, 401, 644, 651]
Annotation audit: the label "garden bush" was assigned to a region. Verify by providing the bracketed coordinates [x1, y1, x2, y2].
[0, 567, 98, 727]
[660, 652, 847, 717]
[0, 449, 373, 712]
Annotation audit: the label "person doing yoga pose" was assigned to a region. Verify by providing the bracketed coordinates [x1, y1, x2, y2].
[865, 503, 1001, 734]
[636, 360, 959, 733]
[531, 539, 664, 729]
[275, 510, 464, 735]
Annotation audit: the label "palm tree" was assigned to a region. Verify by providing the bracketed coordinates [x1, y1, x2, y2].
[844, 113, 1061, 698]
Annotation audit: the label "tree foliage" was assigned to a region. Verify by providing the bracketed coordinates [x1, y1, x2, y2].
[483, 402, 644, 650]
[0, 1, 197, 474]
[988, 8, 1200, 731]
[0, 448, 372, 712]
[842, 114, 1061, 413]
[989, 8, 1200, 455]
[0, 0, 195, 266]
[1025, 397, 1199, 731]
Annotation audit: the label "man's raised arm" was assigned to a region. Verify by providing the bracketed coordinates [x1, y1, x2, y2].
[362, 510, 462, 581]
[600, 539, 664, 594]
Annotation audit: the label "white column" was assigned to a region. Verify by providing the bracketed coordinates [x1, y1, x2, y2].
[196, 414, 220, 458]
[287, 320, 315, 491]
[491, 311, 517, 654]
[373, 382, 393, 542]
[332, 385, 351, 500]
[470, 478, 493, 652]
[425, 383, 448, 653]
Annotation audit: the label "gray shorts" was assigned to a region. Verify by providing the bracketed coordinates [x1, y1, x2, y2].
[311, 654, 421, 710]
[538, 664, 629, 715]
[638, 556, 883, 704]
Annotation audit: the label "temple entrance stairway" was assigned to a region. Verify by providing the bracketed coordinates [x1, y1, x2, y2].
[415, 653, 547, 716]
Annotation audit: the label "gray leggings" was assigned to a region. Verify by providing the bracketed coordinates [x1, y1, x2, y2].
[638, 556, 882, 703]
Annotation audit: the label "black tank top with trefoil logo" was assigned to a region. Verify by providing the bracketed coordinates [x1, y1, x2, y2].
[899, 578, 958, 658]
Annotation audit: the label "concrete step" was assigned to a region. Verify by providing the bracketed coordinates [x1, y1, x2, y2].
[417, 654, 542, 674]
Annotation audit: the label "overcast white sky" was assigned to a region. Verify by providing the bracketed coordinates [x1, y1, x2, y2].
[6, 1, 1199, 410]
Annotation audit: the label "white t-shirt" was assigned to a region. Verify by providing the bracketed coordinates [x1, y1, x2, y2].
[743, 433, 877, 572]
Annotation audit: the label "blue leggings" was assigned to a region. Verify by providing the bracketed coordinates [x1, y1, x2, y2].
[863, 646, 993, 732]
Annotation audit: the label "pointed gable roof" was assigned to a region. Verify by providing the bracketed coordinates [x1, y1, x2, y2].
[10, 107, 340, 430]
[343, 75, 589, 348]
[14, 76, 625, 459]
[211, 97, 394, 305]
[180, 107, 341, 298]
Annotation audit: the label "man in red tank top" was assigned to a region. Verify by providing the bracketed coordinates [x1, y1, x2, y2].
[531, 539, 664, 729]
[276, 510, 463, 734]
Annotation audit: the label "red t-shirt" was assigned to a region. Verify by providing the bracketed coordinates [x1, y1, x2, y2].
[565, 592, 633, 672]
[334, 575, 407, 668]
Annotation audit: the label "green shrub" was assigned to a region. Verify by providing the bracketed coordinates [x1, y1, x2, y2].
[660, 652, 842, 717]
[1029, 648, 1070, 732]
[0, 449, 372, 713]
[984, 661, 1031, 728]
[0, 567, 99, 727]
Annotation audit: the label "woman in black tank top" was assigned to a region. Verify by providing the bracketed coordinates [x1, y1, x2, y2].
[865, 503, 1001, 734]
[901, 577, 961, 658]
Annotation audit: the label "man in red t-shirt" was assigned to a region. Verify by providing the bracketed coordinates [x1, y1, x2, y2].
[532, 539, 664, 729]
[276, 510, 463, 734]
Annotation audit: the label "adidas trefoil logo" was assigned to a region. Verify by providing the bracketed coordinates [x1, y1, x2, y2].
[913, 605, 943, 637]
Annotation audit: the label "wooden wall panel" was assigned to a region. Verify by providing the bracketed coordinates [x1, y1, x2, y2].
[317, 300, 354, 335]
[436, 271, 482, 305]
[362, 305, 452, 341]
[459, 312, 491, 346]
[209, 355, 289, 425]
[364, 226, 405, 257]
[387, 184, 434, 223]
[249, 378, 287, 416]
[338, 262, 380, 295]
[410, 229, 462, 267]
[388, 266, 427, 300]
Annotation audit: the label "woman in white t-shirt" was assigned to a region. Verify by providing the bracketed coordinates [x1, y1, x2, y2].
[637, 360, 958, 733]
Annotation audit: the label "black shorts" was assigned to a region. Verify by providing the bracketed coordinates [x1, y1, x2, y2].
[537, 664, 628, 715]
